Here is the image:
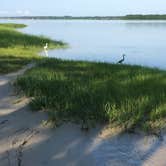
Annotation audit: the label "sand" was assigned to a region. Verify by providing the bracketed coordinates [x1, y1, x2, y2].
[0, 65, 166, 166]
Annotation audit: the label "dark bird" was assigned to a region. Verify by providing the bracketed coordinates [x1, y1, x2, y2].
[117, 54, 126, 64]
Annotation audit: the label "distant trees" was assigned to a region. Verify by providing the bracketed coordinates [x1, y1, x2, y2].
[1, 15, 166, 20]
[124, 14, 166, 20]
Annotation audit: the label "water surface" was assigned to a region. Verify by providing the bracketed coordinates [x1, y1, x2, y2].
[1, 19, 166, 69]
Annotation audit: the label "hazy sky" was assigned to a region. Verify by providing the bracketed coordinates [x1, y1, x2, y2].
[1, 0, 166, 16]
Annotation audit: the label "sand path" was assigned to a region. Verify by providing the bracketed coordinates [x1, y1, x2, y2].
[0, 65, 166, 166]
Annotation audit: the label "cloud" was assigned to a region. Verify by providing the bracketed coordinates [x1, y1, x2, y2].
[0, 10, 9, 15]
[16, 10, 23, 14]
[24, 10, 30, 15]
[16, 10, 31, 15]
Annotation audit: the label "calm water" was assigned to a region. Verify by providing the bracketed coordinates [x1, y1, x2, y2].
[1, 19, 166, 69]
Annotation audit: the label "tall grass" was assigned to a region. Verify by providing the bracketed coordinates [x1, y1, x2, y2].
[0, 23, 66, 73]
[16, 58, 166, 133]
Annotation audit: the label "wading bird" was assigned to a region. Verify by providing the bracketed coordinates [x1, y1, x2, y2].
[118, 54, 126, 64]
[44, 43, 48, 56]
[44, 43, 48, 50]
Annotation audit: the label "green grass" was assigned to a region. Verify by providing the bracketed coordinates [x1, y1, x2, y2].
[16, 58, 166, 133]
[0, 23, 27, 28]
[0, 23, 66, 73]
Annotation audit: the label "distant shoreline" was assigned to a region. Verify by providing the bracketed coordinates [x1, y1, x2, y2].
[1, 15, 166, 20]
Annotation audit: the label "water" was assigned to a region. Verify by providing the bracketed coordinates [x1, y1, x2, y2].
[1, 19, 166, 69]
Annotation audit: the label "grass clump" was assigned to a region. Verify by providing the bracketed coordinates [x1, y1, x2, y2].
[16, 58, 166, 133]
[0, 23, 66, 73]
[0, 23, 27, 29]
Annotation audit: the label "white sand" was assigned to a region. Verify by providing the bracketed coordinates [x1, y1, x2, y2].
[0, 65, 166, 166]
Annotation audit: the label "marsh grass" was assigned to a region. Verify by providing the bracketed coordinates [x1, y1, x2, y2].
[0, 23, 66, 73]
[16, 58, 166, 133]
[0, 23, 27, 29]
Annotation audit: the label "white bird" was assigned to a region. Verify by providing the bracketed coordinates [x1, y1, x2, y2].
[44, 43, 48, 56]
[118, 54, 126, 64]
[44, 43, 48, 50]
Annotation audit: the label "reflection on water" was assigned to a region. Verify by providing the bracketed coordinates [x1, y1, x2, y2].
[1, 19, 166, 69]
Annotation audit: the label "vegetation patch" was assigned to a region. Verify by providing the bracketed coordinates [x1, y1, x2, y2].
[16, 58, 166, 133]
[0, 23, 66, 73]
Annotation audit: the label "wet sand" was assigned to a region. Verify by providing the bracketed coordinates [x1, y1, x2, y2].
[0, 65, 166, 166]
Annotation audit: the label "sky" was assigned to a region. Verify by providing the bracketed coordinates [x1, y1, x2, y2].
[1, 0, 166, 16]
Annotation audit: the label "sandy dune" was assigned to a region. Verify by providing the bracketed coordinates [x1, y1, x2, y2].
[0, 65, 166, 166]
